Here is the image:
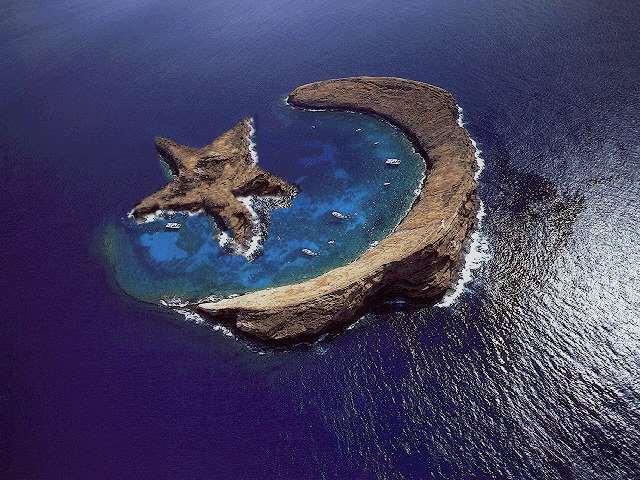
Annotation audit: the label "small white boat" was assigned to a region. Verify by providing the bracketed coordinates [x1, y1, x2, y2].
[383, 182, 391, 186]
[327, 240, 335, 244]
[385, 158, 401, 166]
[370, 241, 379, 247]
[165, 222, 182, 230]
[302, 248, 318, 257]
[356, 128, 362, 132]
[331, 211, 348, 219]
[373, 141, 380, 145]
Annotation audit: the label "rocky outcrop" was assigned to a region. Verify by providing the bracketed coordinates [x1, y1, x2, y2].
[198, 77, 479, 344]
[131, 118, 297, 256]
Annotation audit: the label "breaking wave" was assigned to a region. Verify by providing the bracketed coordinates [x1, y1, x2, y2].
[246, 117, 259, 164]
[436, 106, 490, 307]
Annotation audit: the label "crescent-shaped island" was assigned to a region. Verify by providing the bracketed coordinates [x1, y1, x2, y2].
[194, 76, 479, 344]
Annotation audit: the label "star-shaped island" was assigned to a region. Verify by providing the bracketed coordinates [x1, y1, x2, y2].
[131, 118, 298, 258]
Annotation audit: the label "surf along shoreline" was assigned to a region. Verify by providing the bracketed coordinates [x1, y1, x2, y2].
[197, 76, 480, 345]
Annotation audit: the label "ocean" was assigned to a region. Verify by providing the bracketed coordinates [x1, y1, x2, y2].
[2, 1, 639, 478]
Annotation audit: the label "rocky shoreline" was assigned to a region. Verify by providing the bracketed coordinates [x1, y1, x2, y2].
[198, 77, 479, 344]
[131, 118, 297, 257]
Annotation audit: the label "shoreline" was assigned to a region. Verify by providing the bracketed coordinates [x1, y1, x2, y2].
[130, 118, 297, 257]
[436, 109, 488, 307]
[198, 76, 479, 344]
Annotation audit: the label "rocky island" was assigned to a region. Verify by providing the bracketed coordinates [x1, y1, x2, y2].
[131, 118, 298, 257]
[197, 77, 479, 344]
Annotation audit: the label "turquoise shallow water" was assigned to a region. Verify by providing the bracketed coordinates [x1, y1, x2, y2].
[103, 101, 425, 302]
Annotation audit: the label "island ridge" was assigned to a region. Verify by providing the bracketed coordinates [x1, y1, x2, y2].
[197, 76, 479, 344]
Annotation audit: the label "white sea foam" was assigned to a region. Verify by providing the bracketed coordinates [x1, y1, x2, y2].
[288, 103, 326, 113]
[174, 308, 205, 324]
[173, 307, 237, 339]
[457, 105, 466, 127]
[174, 304, 275, 354]
[246, 117, 259, 164]
[128, 208, 204, 224]
[436, 201, 489, 307]
[216, 195, 259, 259]
[127, 209, 161, 223]
[236, 195, 263, 258]
[214, 117, 296, 259]
[471, 138, 485, 181]
[211, 323, 236, 337]
[217, 194, 293, 261]
[160, 297, 190, 308]
[436, 105, 489, 307]
[456, 106, 485, 180]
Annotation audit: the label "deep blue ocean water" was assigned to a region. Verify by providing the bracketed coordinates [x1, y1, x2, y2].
[2, 1, 640, 479]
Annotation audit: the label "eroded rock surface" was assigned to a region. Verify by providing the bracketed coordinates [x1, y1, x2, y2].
[198, 77, 479, 344]
[131, 118, 297, 256]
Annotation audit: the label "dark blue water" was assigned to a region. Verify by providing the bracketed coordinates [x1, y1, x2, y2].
[103, 104, 425, 302]
[2, 1, 640, 479]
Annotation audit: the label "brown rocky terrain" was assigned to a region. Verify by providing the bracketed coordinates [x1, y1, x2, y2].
[131, 118, 298, 254]
[198, 77, 479, 344]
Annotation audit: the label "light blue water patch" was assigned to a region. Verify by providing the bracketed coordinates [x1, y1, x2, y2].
[334, 168, 349, 180]
[104, 99, 426, 302]
[139, 232, 188, 262]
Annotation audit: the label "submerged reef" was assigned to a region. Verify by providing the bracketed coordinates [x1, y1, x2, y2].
[198, 77, 479, 344]
[131, 118, 298, 258]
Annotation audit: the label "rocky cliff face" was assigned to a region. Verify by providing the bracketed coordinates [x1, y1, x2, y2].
[198, 77, 479, 344]
[131, 118, 297, 257]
